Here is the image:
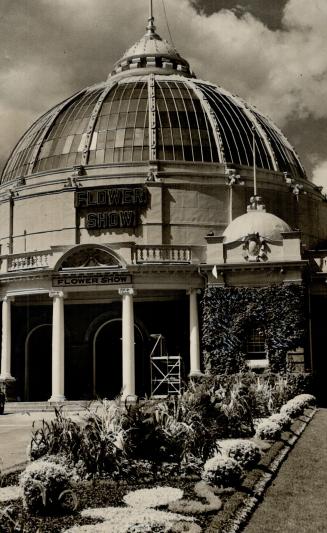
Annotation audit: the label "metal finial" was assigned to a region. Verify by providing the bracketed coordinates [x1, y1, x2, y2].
[147, 0, 156, 34]
[252, 125, 257, 197]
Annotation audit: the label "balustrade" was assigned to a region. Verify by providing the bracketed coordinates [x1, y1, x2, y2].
[133, 245, 192, 264]
[7, 253, 50, 271]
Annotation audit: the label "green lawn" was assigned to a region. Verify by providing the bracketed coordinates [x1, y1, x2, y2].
[243, 409, 327, 533]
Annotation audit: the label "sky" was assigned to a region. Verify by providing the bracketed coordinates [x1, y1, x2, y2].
[0, 0, 327, 188]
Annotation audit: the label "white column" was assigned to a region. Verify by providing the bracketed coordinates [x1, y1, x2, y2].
[48, 291, 65, 402]
[119, 288, 136, 399]
[0, 296, 15, 381]
[188, 289, 202, 377]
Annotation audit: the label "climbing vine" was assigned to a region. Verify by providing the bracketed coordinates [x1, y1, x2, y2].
[201, 284, 306, 374]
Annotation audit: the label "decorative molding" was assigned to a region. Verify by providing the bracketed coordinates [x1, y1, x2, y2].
[242, 233, 269, 262]
[224, 167, 245, 187]
[58, 246, 120, 270]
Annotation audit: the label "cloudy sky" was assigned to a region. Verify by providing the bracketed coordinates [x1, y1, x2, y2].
[1, 0, 327, 186]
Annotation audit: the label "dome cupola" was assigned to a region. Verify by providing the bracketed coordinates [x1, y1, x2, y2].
[109, 1, 194, 80]
[223, 196, 291, 243]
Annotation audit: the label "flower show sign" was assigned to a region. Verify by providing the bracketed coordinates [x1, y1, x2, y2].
[52, 271, 132, 287]
[75, 186, 149, 230]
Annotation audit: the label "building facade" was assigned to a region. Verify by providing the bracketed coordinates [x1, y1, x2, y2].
[0, 10, 327, 403]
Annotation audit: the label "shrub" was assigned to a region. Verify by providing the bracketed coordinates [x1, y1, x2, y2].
[286, 373, 313, 397]
[255, 419, 281, 441]
[202, 455, 243, 487]
[280, 403, 303, 419]
[174, 382, 228, 458]
[20, 460, 73, 514]
[218, 439, 262, 469]
[280, 401, 303, 419]
[269, 413, 292, 431]
[293, 394, 316, 407]
[280, 394, 316, 419]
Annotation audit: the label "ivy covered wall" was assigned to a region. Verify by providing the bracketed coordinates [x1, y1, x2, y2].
[201, 284, 306, 374]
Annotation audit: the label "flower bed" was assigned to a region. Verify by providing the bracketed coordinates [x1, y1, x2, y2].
[0, 407, 315, 533]
[0, 377, 317, 533]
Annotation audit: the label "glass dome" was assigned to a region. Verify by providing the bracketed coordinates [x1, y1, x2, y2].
[1, 17, 306, 185]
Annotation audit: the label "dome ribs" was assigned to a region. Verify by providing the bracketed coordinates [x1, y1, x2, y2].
[81, 81, 117, 167]
[1, 73, 306, 182]
[148, 74, 157, 161]
[27, 89, 87, 177]
[187, 80, 225, 164]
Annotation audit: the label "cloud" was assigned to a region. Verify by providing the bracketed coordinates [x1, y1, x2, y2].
[312, 161, 327, 193]
[1, 0, 327, 175]
[181, 0, 327, 126]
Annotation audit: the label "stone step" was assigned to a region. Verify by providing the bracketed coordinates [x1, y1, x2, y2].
[4, 400, 92, 413]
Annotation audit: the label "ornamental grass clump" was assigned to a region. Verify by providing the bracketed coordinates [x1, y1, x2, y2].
[28, 408, 83, 461]
[20, 460, 74, 514]
[29, 403, 127, 477]
[255, 419, 281, 441]
[218, 439, 262, 469]
[202, 455, 243, 487]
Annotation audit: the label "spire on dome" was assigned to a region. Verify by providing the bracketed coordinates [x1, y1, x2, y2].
[146, 0, 156, 35]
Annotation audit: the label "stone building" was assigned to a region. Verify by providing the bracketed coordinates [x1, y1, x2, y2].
[0, 7, 326, 403]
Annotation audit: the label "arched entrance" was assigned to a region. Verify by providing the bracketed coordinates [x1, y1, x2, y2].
[25, 324, 52, 401]
[93, 319, 147, 399]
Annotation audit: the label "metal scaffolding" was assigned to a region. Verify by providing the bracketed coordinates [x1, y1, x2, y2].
[150, 334, 182, 397]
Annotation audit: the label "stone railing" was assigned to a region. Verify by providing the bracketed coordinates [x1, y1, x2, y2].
[7, 252, 51, 271]
[133, 245, 193, 264]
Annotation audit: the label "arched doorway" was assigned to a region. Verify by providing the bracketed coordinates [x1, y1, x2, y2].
[93, 319, 147, 399]
[25, 324, 52, 401]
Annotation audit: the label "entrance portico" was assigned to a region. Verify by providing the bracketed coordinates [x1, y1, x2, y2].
[0, 278, 202, 402]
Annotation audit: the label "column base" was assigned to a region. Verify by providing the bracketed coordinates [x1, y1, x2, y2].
[48, 395, 66, 403]
[0, 374, 15, 382]
[0, 376, 17, 400]
[121, 393, 138, 403]
[189, 370, 204, 379]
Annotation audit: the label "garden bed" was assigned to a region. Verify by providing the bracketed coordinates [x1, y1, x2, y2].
[0, 407, 316, 533]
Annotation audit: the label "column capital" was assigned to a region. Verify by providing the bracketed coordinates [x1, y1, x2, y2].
[118, 287, 135, 296]
[187, 288, 201, 296]
[49, 290, 66, 299]
[1, 296, 15, 303]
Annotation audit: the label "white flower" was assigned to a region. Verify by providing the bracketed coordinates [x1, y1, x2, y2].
[65, 507, 195, 533]
[123, 487, 183, 509]
[0, 485, 20, 502]
[64, 485, 196, 533]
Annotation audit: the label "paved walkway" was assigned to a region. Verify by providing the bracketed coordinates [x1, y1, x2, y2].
[0, 410, 84, 471]
[0, 411, 57, 471]
[243, 408, 327, 533]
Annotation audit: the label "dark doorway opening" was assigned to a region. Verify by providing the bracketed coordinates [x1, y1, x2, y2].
[94, 319, 146, 399]
[25, 324, 52, 401]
